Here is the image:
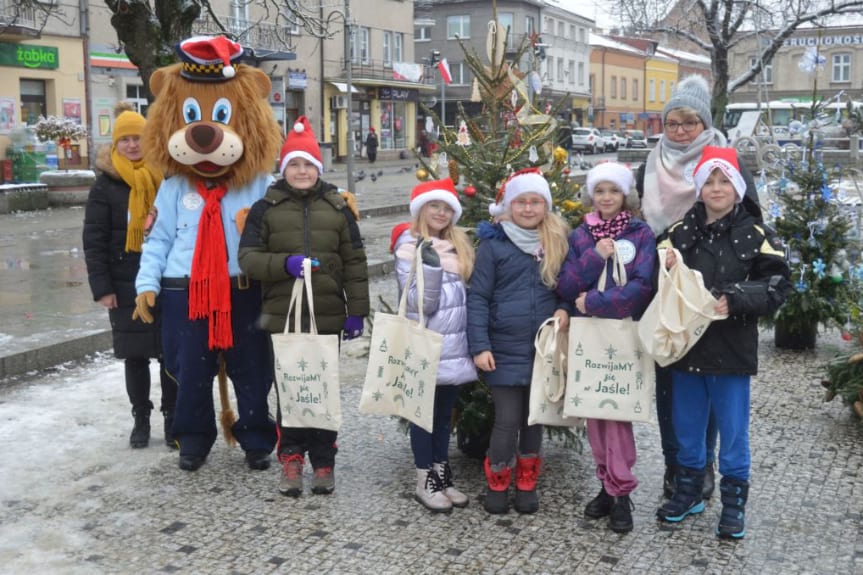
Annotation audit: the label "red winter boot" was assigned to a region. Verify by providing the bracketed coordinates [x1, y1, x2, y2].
[483, 456, 512, 514]
[514, 454, 541, 514]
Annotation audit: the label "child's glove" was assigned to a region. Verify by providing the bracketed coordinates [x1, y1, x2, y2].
[132, 291, 156, 323]
[420, 240, 440, 268]
[285, 256, 321, 278]
[342, 315, 365, 340]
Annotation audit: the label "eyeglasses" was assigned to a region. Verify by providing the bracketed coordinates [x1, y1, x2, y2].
[510, 199, 546, 209]
[664, 120, 702, 133]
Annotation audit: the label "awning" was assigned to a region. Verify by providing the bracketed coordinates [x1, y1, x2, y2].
[329, 82, 362, 94]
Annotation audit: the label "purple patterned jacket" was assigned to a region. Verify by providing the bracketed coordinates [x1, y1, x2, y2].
[556, 216, 656, 320]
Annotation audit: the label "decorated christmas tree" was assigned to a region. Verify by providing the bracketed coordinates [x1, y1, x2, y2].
[415, 10, 586, 232]
[764, 46, 855, 349]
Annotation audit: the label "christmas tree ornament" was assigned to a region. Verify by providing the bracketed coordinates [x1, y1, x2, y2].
[813, 258, 826, 279]
[415, 168, 428, 181]
[456, 121, 471, 146]
[471, 79, 482, 102]
[529, 145, 539, 163]
[464, 185, 477, 197]
[437, 151, 448, 168]
[448, 159, 460, 183]
[829, 262, 844, 283]
[529, 71, 542, 96]
[510, 88, 519, 108]
[486, 19, 506, 67]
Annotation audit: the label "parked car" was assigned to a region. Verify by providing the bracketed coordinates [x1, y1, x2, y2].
[571, 127, 606, 154]
[647, 133, 662, 146]
[599, 129, 622, 152]
[624, 129, 648, 148]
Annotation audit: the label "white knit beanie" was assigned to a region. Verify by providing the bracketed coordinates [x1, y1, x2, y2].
[663, 75, 713, 129]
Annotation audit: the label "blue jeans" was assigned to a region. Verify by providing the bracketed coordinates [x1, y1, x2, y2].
[671, 370, 751, 480]
[410, 385, 461, 469]
[656, 365, 718, 468]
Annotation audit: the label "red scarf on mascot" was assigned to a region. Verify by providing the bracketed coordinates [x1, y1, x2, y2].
[189, 180, 233, 349]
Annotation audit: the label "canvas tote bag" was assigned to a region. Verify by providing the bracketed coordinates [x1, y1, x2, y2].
[359, 246, 441, 433]
[563, 244, 655, 423]
[273, 258, 342, 432]
[638, 248, 728, 367]
[528, 316, 582, 427]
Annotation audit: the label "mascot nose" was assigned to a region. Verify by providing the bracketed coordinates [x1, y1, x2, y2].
[186, 123, 224, 154]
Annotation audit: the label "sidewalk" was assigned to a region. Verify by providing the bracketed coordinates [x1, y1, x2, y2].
[0, 158, 421, 379]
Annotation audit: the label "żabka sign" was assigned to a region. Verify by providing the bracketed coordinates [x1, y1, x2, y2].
[0, 43, 59, 70]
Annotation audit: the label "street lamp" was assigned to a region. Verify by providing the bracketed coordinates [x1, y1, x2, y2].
[429, 49, 445, 127]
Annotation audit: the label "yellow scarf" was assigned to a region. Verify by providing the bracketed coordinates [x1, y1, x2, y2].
[113, 149, 162, 252]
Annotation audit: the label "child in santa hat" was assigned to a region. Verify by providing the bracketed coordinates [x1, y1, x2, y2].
[389, 178, 477, 513]
[467, 167, 571, 515]
[556, 161, 656, 533]
[655, 146, 790, 539]
[239, 116, 369, 497]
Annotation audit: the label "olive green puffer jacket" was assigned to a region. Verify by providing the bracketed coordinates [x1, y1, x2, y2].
[238, 178, 369, 334]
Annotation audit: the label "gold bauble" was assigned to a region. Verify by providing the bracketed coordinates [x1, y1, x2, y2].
[416, 168, 429, 180]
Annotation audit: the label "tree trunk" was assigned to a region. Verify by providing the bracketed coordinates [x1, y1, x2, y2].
[104, 0, 201, 103]
[711, 45, 730, 131]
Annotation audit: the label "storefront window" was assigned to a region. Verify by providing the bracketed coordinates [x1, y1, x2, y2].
[379, 100, 406, 150]
[20, 79, 46, 126]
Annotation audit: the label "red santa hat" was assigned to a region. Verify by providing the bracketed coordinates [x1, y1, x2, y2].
[693, 146, 746, 202]
[279, 116, 323, 175]
[489, 167, 552, 217]
[410, 178, 462, 224]
[176, 36, 243, 82]
[586, 161, 634, 197]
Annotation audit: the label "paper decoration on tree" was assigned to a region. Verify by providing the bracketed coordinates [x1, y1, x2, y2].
[529, 71, 542, 96]
[471, 79, 481, 102]
[529, 145, 539, 163]
[486, 20, 507, 68]
[456, 120, 471, 146]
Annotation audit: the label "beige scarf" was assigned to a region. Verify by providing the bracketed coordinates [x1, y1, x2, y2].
[112, 149, 162, 252]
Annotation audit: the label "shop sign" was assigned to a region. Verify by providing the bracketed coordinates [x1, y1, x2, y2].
[288, 71, 307, 89]
[379, 87, 418, 102]
[0, 43, 59, 70]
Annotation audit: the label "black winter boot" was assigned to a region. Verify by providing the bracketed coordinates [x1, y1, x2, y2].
[584, 486, 613, 519]
[656, 466, 706, 523]
[716, 477, 749, 539]
[130, 406, 151, 448]
[663, 465, 676, 499]
[702, 462, 716, 499]
[608, 495, 635, 533]
[162, 410, 177, 449]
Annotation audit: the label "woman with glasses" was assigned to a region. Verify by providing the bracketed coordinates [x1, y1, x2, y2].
[636, 75, 762, 505]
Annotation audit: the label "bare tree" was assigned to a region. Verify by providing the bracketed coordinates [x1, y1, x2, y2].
[612, 0, 863, 124]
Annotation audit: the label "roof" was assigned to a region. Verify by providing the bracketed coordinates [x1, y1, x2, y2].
[589, 33, 645, 55]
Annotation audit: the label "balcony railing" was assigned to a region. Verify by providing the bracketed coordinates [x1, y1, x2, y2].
[0, 0, 39, 34]
[338, 58, 435, 85]
[192, 15, 294, 53]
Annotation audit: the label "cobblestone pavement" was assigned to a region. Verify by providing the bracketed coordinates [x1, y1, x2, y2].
[1, 273, 861, 574]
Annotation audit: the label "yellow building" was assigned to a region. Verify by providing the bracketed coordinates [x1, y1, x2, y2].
[643, 52, 679, 136]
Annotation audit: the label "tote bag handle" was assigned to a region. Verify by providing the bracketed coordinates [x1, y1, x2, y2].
[597, 241, 628, 292]
[397, 244, 428, 325]
[534, 316, 566, 402]
[285, 258, 319, 335]
[658, 248, 726, 321]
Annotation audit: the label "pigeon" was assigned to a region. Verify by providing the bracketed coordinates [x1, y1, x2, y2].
[370, 174, 377, 182]
[377, 170, 383, 177]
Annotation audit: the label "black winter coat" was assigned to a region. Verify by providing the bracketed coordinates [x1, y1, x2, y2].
[660, 203, 790, 375]
[82, 147, 162, 360]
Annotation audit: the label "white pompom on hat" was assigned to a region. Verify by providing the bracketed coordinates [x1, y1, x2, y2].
[410, 177, 462, 224]
[586, 161, 634, 197]
[663, 74, 713, 129]
[693, 146, 746, 202]
[279, 116, 323, 175]
[489, 167, 552, 217]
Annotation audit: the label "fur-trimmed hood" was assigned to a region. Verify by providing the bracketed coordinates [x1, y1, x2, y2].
[94, 144, 120, 180]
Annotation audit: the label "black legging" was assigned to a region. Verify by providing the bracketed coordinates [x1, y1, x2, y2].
[125, 358, 178, 413]
[488, 386, 543, 465]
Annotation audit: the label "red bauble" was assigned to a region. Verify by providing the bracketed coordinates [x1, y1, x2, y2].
[563, 167, 571, 174]
[464, 185, 477, 197]
[842, 331, 853, 341]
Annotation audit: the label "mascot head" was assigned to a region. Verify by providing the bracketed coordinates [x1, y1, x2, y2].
[143, 35, 282, 187]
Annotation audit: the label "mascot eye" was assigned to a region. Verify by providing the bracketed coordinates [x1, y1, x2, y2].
[182, 98, 202, 124]
[212, 98, 232, 125]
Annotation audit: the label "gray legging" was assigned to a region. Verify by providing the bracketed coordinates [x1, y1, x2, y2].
[488, 386, 543, 465]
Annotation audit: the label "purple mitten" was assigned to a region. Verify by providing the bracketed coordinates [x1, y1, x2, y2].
[343, 315, 365, 340]
[285, 255, 305, 278]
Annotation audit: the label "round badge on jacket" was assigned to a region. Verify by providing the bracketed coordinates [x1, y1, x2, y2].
[615, 238, 636, 264]
[182, 191, 204, 211]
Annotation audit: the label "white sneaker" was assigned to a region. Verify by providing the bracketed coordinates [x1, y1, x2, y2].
[415, 468, 452, 513]
[434, 462, 469, 508]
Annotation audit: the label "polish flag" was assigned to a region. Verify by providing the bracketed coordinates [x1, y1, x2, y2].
[437, 58, 452, 85]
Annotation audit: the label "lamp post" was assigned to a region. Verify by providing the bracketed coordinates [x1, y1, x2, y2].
[429, 49, 445, 127]
[344, 0, 354, 192]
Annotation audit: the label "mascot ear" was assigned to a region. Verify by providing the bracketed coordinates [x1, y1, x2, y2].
[150, 68, 168, 99]
[246, 67, 273, 99]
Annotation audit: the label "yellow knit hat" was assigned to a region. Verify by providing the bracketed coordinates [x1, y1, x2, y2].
[112, 111, 146, 145]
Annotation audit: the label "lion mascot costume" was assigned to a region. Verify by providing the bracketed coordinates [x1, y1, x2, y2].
[134, 36, 281, 472]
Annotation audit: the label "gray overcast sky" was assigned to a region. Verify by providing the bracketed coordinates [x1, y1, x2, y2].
[552, 0, 616, 29]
